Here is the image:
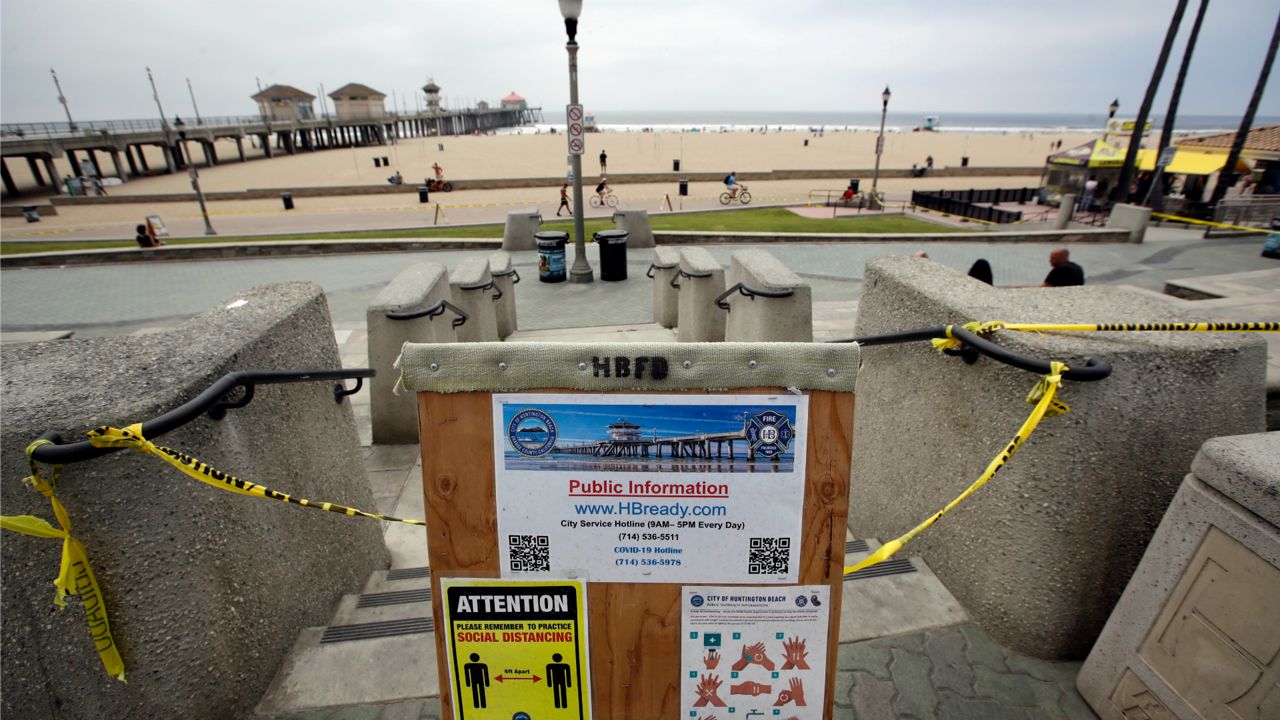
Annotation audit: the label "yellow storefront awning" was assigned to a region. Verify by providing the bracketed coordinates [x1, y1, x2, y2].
[1136, 149, 1251, 175]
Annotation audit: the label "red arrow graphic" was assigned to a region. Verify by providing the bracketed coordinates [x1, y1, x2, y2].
[494, 674, 542, 683]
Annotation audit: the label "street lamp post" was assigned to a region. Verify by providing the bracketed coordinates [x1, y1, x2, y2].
[870, 85, 891, 210]
[50, 68, 76, 131]
[187, 78, 203, 125]
[175, 119, 217, 235]
[560, 0, 593, 283]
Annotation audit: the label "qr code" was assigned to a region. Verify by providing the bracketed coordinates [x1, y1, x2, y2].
[509, 534, 551, 572]
[748, 537, 791, 575]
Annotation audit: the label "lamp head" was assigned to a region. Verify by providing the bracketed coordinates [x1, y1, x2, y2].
[1109, 98, 1120, 115]
[559, 0, 582, 42]
[882, 86, 892, 105]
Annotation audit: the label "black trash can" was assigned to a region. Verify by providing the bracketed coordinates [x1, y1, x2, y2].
[961, 156, 970, 167]
[849, 178, 860, 193]
[673, 159, 681, 172]
[595, 229, 629, 282]
[535, 231, 568, 283]
[382, 156, 389, 166]
[418, 186, 430, 204]
[21, 205, 40, 223]
[679, 179, 689, 197]
[282, 192, 294, 210]
[374, 157, 382, 168]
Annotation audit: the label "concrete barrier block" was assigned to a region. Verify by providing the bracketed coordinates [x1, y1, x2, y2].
[0, 282, 388, 719]
[724, 249, 812, 342]
[1077, 432, 1280, 719]
[849, 256, 1266, 659]
[1106, 202, 1151, 243]
[450, 256, 499, 342]
[501, 208, 542, 251]
[489, 251, 518, 338]
[367, 263, 455, 444]
[651, 247, 681, 328]
[1054, 193, 1076, 229]
[613, 207, 655, 248]
[676, 247, 725, 342]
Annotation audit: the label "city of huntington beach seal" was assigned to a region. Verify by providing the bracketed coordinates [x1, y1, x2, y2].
[746, 410, 794, 458]
[508, 409, 557, 456]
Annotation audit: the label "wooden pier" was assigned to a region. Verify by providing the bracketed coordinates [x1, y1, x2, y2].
[554, 416, 763, 461]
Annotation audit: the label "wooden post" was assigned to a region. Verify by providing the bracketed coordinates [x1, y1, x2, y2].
[419, 388, 853, 718]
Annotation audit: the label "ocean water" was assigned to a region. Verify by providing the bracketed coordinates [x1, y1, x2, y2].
[513, 109, 1279, 136]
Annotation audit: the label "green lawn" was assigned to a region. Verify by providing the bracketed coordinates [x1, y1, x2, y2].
[1, 208, 961, 256]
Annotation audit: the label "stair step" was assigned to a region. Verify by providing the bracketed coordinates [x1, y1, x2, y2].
[846, 539, 869, 554]
[321, 617, 434, 644]
[360, 588, 432, 607]
[363, 568, 430, 595]
[387, 566, 431, 581]
[255, 627, 439, 716]
[843, 557, 917, 581]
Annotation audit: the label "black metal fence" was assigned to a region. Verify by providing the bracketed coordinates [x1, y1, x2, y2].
[911, 187, 1036, 224]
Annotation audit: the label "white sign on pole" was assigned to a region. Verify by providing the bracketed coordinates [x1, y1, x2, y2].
[875, 135, 884, 154]
[1157, 146, 1177, 169]
[492, 392, 809, 584]
[681, 585, 831, 716]
[566, 104, 584, 156]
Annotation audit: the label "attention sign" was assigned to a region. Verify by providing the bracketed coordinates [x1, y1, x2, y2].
[442, 578, 592, 719]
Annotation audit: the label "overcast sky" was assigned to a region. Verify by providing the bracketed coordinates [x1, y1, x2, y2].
[2, 0, 1277, 123]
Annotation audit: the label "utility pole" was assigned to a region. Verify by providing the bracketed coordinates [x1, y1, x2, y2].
[50, 68, 76, 131]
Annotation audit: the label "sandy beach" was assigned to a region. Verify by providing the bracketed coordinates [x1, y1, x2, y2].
[3, 128, 1100, 196]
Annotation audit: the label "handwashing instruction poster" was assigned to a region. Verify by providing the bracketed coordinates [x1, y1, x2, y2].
[492, 393, 809, 584]
[681, 585, 831, 719]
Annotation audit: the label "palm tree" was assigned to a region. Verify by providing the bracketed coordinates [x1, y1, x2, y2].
[1149, 0, 1211, 212]
[1114, 0, 1189, 205]
[1208, 10, 1280, 207]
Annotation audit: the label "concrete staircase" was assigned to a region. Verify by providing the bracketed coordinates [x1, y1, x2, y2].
[255, 567, 440, 718]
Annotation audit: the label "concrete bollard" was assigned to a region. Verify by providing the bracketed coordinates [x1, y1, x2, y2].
[489, 250, 519, 339]
[1077, 431, 1280, 718]
[1106, 203, 1152, 243]
[612, 207, 655, 248]
[450, 256, 500, 342]
[367, 263, 457, 445]
[848, 256, 1265, 659]
[676, 247, 726, 342]
[501, 208, 542, 251]
[650, 247, 681, 329]
[1054, 193, 1076, 229]
[722, 249, 812, 342]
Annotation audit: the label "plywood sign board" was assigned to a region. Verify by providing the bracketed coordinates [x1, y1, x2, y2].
[407, 342, 856, 718]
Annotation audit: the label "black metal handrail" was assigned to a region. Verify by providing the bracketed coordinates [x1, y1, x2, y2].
[714, 282, 796, 311]
[828, 326, 1111, 382]
[459, 279, 502, 302]
[28, 368, 376, 465]
[670, 268, 713, 289]
[492, 268, 521, 284]
[646, 261, 678, 279]
[385, 299, 469, 329]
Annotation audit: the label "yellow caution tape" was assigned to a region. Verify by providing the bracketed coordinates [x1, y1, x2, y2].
[0, 440, 125, 681]
[86, 424, 426, 526]
[990, 321, 1279, 334]
[845, 362, 1068, 575]
[1151, 212, 1272, 234]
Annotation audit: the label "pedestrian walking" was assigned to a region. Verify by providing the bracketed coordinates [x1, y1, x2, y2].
[557, 183, 572, 216]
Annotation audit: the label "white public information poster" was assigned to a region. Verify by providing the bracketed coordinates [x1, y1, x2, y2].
[681, 585, 831, 719]
[493, 393, 809, 584]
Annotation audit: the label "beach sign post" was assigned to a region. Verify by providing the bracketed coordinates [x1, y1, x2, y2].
[402, 342, 856, 718]
[567, 104, 585, 156]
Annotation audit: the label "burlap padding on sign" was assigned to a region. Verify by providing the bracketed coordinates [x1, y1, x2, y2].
[397, 342, 858, 393]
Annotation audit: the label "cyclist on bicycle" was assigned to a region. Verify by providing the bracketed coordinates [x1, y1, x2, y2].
[724, 171, 739, 198]
[596, 178, 610, 201]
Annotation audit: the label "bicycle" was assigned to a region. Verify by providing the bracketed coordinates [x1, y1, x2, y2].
[589, 190, 619, 208]
[719, 184, 752, 205]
